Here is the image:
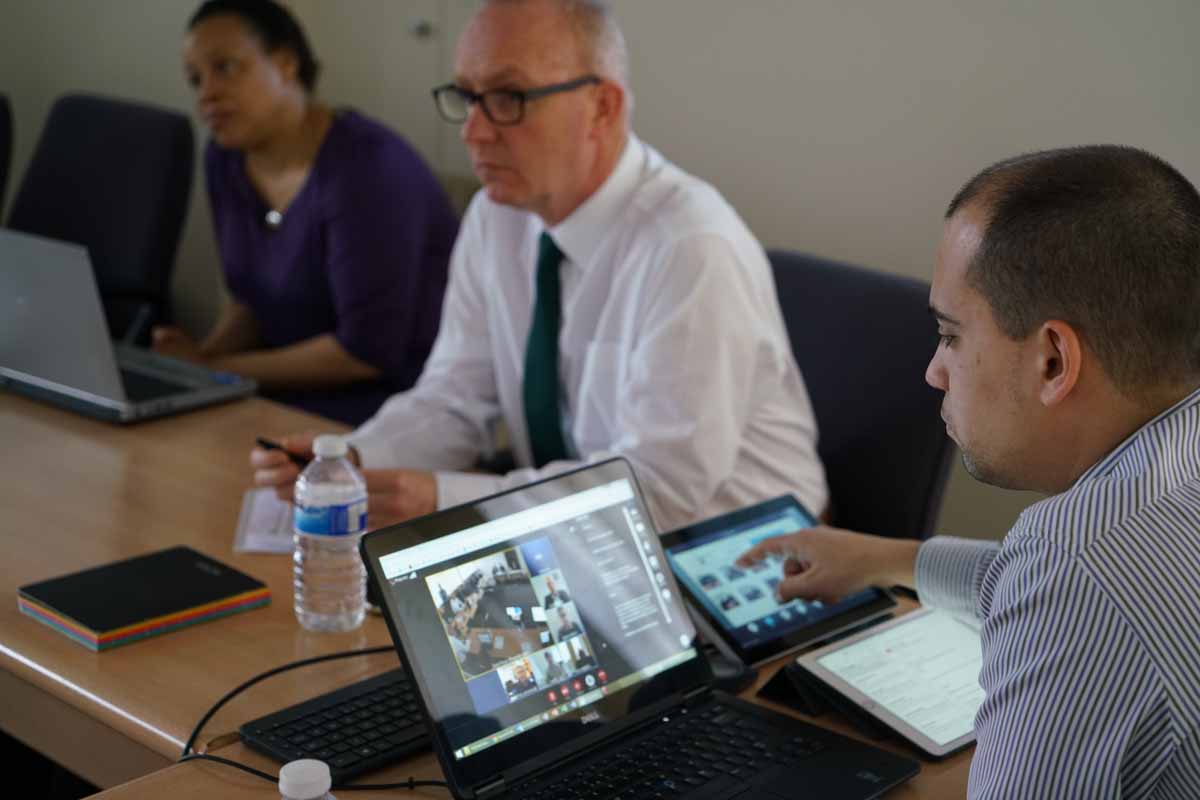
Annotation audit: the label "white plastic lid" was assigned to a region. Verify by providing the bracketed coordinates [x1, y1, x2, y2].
[279, 759, 332, 799]
[312, 435, 349, 459]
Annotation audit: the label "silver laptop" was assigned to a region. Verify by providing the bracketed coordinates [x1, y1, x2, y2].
[0, 228, 256, 422]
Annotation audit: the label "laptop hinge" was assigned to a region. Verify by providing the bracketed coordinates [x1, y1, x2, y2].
[683, 685, 710, 704]
[475, 775, 506, 799]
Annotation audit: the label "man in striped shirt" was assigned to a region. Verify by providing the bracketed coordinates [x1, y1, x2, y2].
[740, 146, 1200, 798]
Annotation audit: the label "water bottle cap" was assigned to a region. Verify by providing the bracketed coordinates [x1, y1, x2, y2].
[312, 435, 348, 459]
[278, 759, 331, 798]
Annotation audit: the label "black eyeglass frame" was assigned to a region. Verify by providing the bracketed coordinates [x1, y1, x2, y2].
[431, 75, 602, 126]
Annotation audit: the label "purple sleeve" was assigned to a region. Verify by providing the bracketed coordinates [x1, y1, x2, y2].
[321, 133, 456, 385]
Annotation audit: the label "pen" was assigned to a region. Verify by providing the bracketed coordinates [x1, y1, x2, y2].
[255, 436, 311, 468]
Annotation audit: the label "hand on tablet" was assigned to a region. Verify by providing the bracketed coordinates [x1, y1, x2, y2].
[736, 526, 919, 604]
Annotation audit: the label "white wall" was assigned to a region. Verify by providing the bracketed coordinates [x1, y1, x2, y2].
[6, 0, 1198, 538]
[0, 0, 226, 340]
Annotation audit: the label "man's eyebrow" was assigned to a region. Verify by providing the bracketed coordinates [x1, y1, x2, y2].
[455, 67, 534, 88]
[929, 305, 962, 326]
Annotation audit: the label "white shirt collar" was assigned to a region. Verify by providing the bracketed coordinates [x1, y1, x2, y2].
[547, 134, 645, 270]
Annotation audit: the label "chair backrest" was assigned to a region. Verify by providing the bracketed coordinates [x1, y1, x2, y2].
[7, 93, 194, 344]
[437, 171, 482, 218]
[769, 249, 955, 539]
[0, 94, 12, 220]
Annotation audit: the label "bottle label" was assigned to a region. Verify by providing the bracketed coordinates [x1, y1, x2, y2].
[294, 499, 368, 536]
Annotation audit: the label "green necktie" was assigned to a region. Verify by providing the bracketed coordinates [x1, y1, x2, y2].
[523, 232, 570, 467]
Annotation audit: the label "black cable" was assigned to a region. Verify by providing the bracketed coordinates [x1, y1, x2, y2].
[182, 645, 394, 757]
[179, 753, 278, 783]
[180, 645, 448, 790]
[334, 777, 450, 791]
[181, 753, 448, 791]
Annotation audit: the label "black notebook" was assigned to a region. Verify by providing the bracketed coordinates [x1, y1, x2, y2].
[18, 546, 271, 651]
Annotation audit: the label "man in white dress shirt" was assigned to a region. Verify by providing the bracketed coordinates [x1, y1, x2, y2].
[252, 0, 826, 532]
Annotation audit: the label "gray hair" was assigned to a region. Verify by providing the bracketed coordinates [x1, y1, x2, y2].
[487, 0, 632, 98]
[564, 0, 630, 90]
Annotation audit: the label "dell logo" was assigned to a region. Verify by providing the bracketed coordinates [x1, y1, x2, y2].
[580, 711, 601, 724]
[856, 770, 882, 784]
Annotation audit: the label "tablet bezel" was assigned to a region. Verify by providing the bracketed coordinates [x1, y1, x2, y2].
[794, 607, 981, 758]
[660, 495, 895, 667]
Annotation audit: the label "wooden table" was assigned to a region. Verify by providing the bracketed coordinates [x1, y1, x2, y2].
[0, 393, 401, 789]
[0, 392, 971, 797]
[90, 643, 971, 799]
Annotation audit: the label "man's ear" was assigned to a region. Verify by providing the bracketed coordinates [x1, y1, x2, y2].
[590, 79, 625, 136]
[1038, 320, 1082, 407]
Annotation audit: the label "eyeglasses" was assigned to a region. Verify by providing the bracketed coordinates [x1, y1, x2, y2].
[431, 75, 602, 126]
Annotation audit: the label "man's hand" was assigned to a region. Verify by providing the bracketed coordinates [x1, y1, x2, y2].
[736, 526, 919, 603]
[251, 433, 434, 523]
[151, 325, 206, 363]
[363, 469, 438, 529]
[250, 432, 321, 502]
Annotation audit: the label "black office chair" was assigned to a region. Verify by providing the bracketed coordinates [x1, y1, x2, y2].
[769, 249, 955, 539]
[7, 93, 194, 345]
[0, 94, 12, 220]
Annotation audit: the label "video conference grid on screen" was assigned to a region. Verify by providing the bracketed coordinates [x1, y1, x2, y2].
[380, 479, 698, 760]
[667, 504, 877, 648]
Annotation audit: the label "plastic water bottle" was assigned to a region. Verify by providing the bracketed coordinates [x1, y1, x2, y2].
[279, 758, 336, 799]
[293, 435, 368, 632]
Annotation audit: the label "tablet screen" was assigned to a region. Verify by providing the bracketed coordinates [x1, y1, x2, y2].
[663, 496, 889, 659]
[803, 608, 984, 755]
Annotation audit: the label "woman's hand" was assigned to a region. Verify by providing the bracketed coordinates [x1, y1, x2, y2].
[151, 325, 207, 364]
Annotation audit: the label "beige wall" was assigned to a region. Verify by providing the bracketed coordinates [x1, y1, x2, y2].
[5, 0, 1196, 538]
[0, 1, 225, 344]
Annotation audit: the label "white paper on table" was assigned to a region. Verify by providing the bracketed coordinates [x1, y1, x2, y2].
[233, 488, 293, 553]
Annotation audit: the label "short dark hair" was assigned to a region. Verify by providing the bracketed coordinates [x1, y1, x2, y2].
[188, 0, 320, 91]
[946, 145, 1200, 395]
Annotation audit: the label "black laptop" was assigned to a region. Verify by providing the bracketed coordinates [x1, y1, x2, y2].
[361, 459, 919, 799]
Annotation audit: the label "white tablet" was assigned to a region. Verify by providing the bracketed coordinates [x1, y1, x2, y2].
[794, 607, 985, 758]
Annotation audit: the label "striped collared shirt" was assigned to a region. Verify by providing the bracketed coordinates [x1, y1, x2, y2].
[916, 385, 1200, 799]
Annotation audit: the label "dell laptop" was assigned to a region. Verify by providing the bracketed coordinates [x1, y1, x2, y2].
[362, 459, 919, 799]
[0, 228, 255, 422]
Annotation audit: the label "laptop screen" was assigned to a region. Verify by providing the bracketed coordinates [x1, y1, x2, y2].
[362, 459, 709, 790]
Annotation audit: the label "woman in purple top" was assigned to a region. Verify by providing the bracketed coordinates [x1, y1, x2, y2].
[154, 0, 457, 425]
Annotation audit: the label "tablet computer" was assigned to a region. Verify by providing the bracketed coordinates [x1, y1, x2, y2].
[661, 495, 895, 667]
[794, 607, 985, 758]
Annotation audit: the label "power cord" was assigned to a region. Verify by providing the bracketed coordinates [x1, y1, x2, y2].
[181, 645, 448, 792]
[181, 645, 393, 756]
[180, 754, 447, 792]
[179, 753, 276, 782]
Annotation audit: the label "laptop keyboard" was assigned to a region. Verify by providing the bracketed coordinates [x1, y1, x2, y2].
[520, 700, 827, 800]
[239, 668, 428, 784]
[118, 368, 188, 401]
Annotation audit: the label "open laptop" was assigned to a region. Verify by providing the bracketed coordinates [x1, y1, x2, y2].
[361, 459, 920, 800]
[0, 228, 255, 422]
